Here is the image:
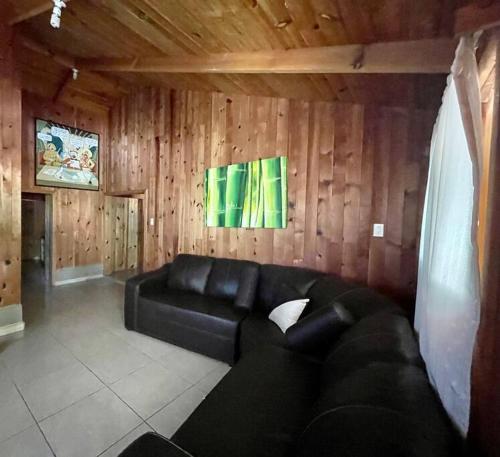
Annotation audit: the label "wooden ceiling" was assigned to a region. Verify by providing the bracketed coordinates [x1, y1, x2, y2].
[2, 0, 474, 112]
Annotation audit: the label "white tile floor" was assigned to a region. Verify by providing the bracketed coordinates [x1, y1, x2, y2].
[0, 263, 230, 457]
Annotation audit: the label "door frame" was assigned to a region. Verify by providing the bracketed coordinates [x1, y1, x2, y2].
[44, 194, 53, 285]
[103, 193, 145, 276]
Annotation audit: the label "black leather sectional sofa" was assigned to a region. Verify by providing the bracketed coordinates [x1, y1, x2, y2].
[121, 254, 462, 457]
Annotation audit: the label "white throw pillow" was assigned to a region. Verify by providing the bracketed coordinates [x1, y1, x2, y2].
[268, 299, 310, 333]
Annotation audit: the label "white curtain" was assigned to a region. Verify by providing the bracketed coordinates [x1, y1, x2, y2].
[414, 36, 482, 435]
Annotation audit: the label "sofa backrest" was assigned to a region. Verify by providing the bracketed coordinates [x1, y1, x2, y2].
[293, 311, 461, 456]
[321, 312, 423, 383]
[306, 279, 401, 320]
[256, 264, 324, 313]
[167, 254, 214, 294]
[206, 258, 260, 309]
[304, 275, 357, 316]
[167, 254, 403, 319]
[294, 403, 460, 457]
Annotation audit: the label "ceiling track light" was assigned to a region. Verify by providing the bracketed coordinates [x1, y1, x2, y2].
[50, 0, 67, 29]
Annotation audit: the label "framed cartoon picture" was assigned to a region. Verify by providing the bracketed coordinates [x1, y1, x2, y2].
[35, 118, 100, 191]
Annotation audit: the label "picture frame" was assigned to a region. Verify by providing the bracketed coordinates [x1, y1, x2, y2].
[34, 118, 100, 191]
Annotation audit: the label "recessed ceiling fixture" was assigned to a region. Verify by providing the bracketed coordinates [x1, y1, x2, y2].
[275, 19, 291, 29]
[50, 0, 67, 29]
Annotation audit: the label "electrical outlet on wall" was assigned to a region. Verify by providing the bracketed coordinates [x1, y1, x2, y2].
[149, 217, 155, 226]
[373, 223, 384, 238]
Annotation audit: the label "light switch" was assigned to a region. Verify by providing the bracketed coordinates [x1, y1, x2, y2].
[149, 217, 155, 226]
[373, 223, 384, 238]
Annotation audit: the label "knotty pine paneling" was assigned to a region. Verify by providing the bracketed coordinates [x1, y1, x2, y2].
[0, 25, 22, 307]
[103, 196, 140, 275]
[108, 87, 172, 272]
[21, 93, 108, 275]
[108, 88, 436, 301]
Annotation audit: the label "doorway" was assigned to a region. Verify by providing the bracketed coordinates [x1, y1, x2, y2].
[21, 193, 52, 285]
[104, 196, 144, 283]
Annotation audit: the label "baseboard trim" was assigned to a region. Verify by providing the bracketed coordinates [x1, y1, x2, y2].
[53, 274, 104, 286]
[0, 320, 25, 337]
[0, 304, 24, 337]
[53, 263, 104, 286]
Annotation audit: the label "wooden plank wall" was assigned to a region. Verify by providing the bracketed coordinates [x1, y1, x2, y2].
[21, 93, 108, 277]
[108, 87, 172, 272]
[0, 25, 22, 307]
[103, 196, 140, 274]
[108, 88, 436, 301]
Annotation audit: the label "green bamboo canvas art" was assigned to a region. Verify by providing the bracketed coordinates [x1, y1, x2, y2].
[205, 156, 288, 228]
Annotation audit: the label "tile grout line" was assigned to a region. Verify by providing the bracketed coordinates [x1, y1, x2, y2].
[48, 319, 154, 386]
[48, 333, 146, 423]
[27, 346, 146, 456]
[28, 290, 185, 427]
[50, 303, 162, 457]
[105, 358, 202, 423]
[9, 359, 105, 419]
[34, 386, 107, 424]
[4, 277, 143, 454]
[3, 330, 222, 431]
[142, 362, 228, 425]
[13, 383, 57, 457]
[191, 363, 229, 393]
[95, 319, 224, 389]
[95, 421, 149, 457]
[35, 328, 149, 453]
[143, 381, 205, 424]
[7, 278, 228, 456]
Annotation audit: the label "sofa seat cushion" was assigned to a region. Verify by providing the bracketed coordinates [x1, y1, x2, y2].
[239, 311, 287, 355]
[139, 289, 247, 338]
[172, 345, 321, 457]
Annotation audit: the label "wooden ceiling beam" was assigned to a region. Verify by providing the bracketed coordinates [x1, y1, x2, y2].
[17, 34, 76, 69]
[455, 2, 500, 35]
[8, 1, 71, 26]
[17, 34, 131, 100]
[77, 38, 457, 74]
[52, 69, 74, 103]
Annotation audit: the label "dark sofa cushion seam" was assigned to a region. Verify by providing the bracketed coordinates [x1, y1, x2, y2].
[138, 318, 236, 343]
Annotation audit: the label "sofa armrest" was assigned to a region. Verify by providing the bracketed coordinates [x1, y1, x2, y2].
[119, 432, 193, 457]
[285, 303, 354, 354]
[124, 264, 171, 330]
